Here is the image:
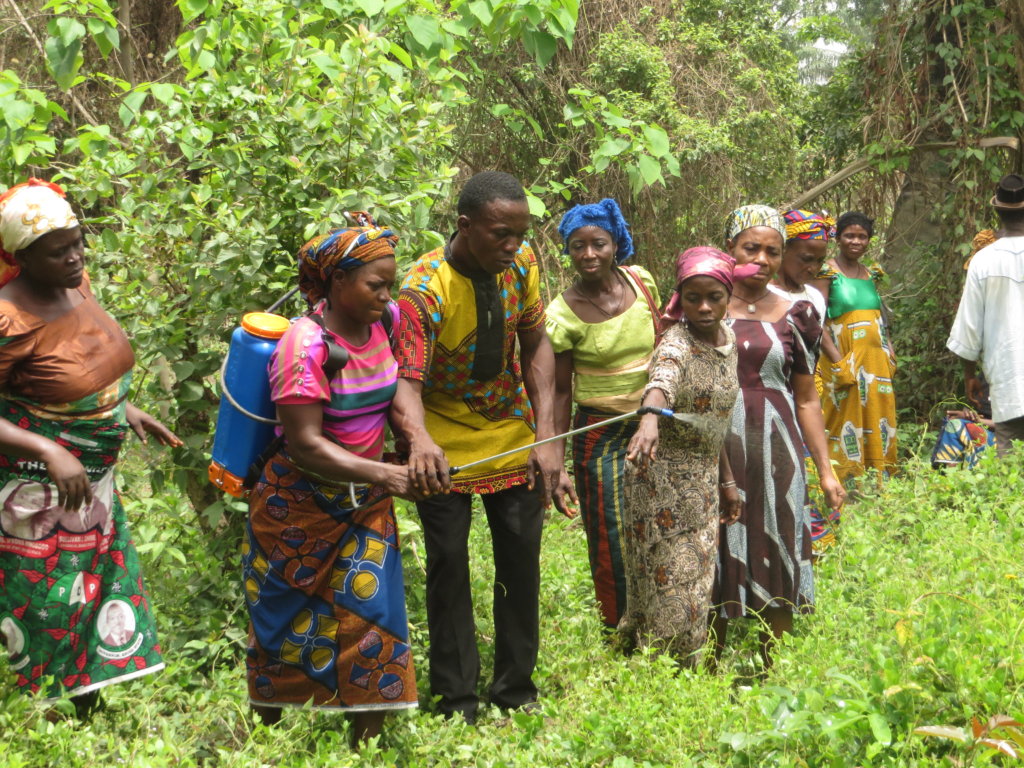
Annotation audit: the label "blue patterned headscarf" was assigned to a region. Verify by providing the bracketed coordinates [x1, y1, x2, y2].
[558, 198, 635, 263]
[724, 204, 787, 245]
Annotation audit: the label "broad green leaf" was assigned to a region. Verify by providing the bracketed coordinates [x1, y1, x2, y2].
[44, 30, 83, 91]
[121, 89, 147, 112]
[193, 49, 216, 75]
[117, 103, 134, 128]
[554, 6, 577, 42]
[389, 41, 413, 68]
[602, 111, 631, 128]
[2, 99, 34, 129]
[868, 713, 892, 745]
[100, 24, 121, 57]
[86, 18, 119, 57]
[150, 83, 177, 105]
[180, 381, 205, 402]
[320, 0, 346, 14]
[643, 124, 670, 157]
[526, 193, 547, 218]
[354, 0, 386, 15]
[467, 0, 493, 26]
[524, 114, 542, 138]
[311, 53, 341, 80]
[12, 143, 32, 165]
[442, 16, 473, 38]
[821, 714, 867, 735]
[119, 89, 147, 123]
[522, 29, 557, 67]
[173, 361, 196, 380]
[55, 17, 86, 47]
[406, 15, 443, 52]
[180, 0, 210, 23]
[596, 137, 629, 158]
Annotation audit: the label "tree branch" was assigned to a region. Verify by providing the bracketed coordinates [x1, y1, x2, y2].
[4, 0, 102, 127]
[787, 137, 1019, 209]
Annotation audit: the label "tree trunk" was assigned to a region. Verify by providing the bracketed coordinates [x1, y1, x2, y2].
[879, 8, 959, 417]
[116, 0, 135, 85]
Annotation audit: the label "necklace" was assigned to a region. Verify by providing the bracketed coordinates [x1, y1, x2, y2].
[574, 271, 625, 319]
[836, 257, 868, 280]
[733, 290, 771, 314]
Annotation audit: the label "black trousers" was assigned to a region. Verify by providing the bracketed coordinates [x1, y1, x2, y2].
[416, 483, 544, 717]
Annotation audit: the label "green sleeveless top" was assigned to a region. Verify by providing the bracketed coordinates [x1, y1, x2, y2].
[819, 261, 885, 319]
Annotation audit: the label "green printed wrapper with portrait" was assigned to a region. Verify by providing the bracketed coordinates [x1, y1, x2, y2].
[0, 396, 163, 699]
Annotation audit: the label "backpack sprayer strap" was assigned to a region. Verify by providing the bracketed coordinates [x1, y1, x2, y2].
[305, 310, 350, 376]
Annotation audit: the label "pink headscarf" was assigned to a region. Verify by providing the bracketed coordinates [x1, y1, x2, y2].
[661, 246, 760, 325]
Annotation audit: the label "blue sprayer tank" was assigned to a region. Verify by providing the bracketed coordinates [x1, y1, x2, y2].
[208, 311, 291, 497]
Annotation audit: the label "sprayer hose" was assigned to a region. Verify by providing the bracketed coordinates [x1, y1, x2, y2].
[219, 353, 280, 425]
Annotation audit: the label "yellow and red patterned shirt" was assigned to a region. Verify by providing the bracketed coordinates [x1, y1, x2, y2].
[396, 241, 545, 493]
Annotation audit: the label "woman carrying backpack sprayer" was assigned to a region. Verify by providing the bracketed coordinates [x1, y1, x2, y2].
[242, 215, 426, 745]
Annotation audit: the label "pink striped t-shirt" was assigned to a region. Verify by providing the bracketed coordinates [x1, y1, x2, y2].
[268, 315, 397, 461]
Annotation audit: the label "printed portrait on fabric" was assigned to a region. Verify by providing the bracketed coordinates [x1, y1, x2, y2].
[97, 597, 138, 649]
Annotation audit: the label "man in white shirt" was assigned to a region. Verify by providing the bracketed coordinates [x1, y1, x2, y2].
[947, 173, 1024, 453]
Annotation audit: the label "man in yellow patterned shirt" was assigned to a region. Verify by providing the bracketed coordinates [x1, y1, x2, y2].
[392, 171, 573, 722]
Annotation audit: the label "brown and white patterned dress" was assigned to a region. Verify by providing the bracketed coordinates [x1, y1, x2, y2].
[715, 300, 821, 619]
[620, 321, 739, 663]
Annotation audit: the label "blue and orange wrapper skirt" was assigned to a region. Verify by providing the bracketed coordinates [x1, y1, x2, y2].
[244, 450, 417, 712]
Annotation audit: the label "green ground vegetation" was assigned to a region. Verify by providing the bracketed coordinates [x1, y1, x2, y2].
[2, 430, 1022, 767]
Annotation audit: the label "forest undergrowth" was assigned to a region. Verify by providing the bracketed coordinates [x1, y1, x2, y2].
[1, 428, 1022, 767]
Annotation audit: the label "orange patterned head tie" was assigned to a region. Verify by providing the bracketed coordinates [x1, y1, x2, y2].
[782, 209, 835, 241]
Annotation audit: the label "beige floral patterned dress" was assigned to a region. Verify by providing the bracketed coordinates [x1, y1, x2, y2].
[620, 321, 739, 663]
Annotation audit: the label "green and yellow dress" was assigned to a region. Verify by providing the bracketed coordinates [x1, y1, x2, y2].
[817, 261, 897, 485]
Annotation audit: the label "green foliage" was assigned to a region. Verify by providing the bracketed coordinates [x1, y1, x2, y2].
[41, 0, 119, 89]
[801, 0, 1024, 417]
[2, 0, 590, 513]
[452, 0, 806, 298]
[78, 0, 466, 511]
[0, 71, 65, 168]
[887, 0, 1023, 416]
[2, 0, 824, 509]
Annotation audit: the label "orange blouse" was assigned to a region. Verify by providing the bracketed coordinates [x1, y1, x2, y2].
[0, 276, 134, 405]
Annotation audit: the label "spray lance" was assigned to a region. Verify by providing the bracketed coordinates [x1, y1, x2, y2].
[448, 406, 712, 476]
